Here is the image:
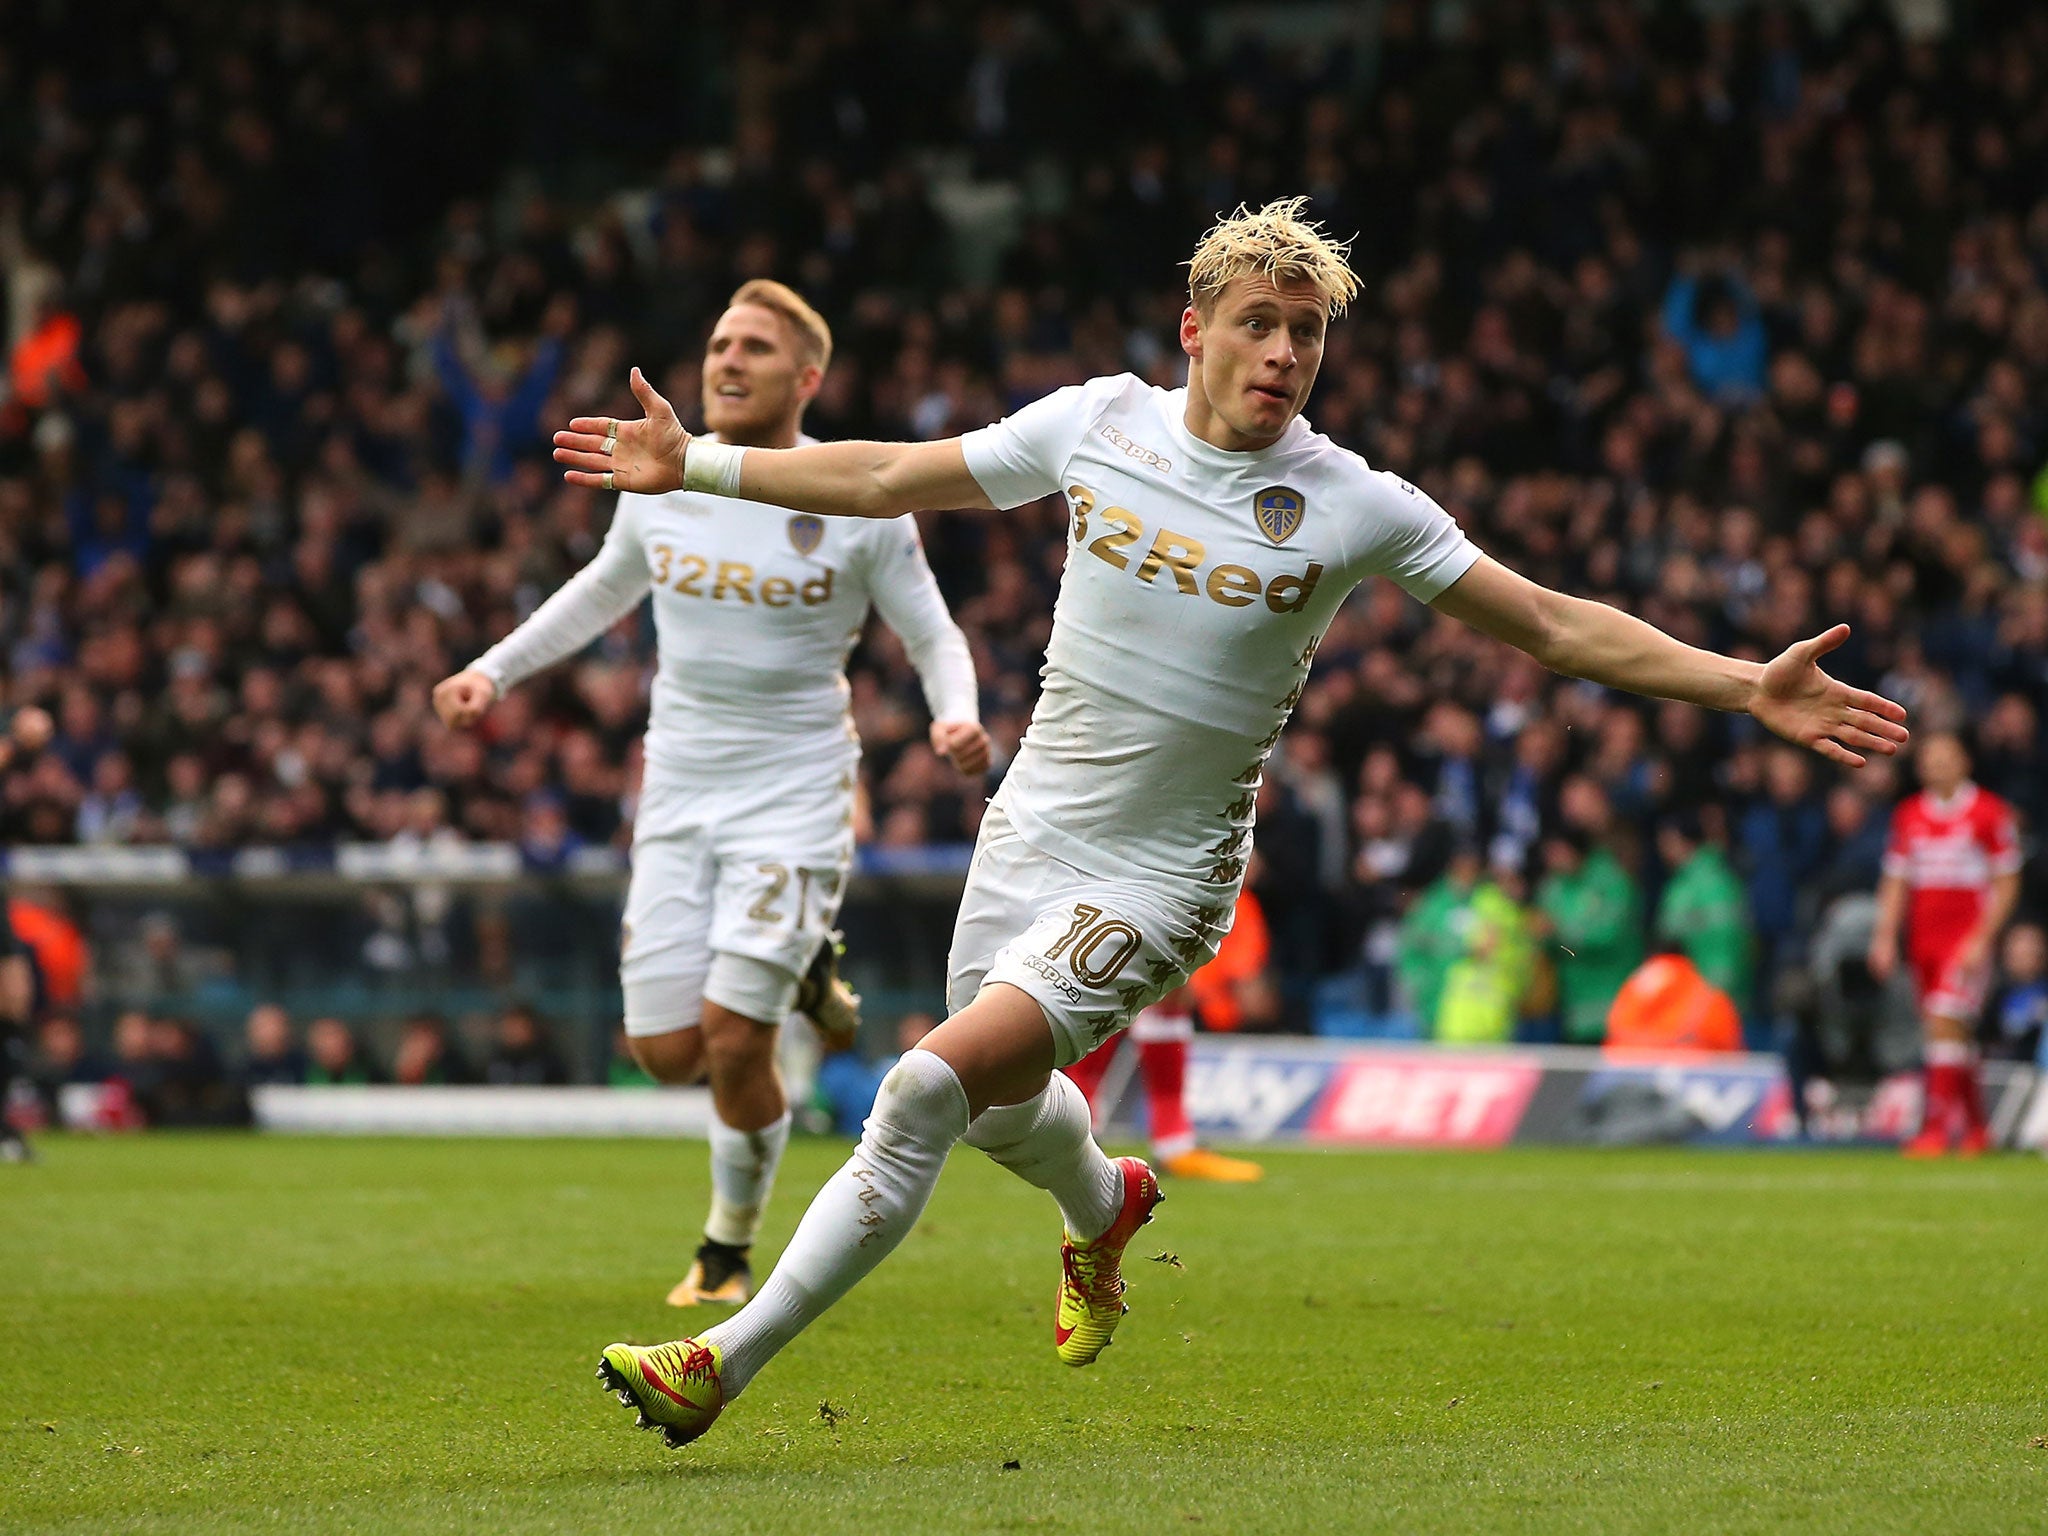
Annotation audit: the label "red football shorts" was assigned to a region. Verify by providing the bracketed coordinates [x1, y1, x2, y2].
[1910, 947, 1988, 1022]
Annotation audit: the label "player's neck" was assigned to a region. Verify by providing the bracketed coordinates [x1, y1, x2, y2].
[709, 415, 804, 451]
[1182, 367, 1286, 454]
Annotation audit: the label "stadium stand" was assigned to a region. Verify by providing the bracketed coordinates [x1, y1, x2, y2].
[2, 0, 2045, 1066]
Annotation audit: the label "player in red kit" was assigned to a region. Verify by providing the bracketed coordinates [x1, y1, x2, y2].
[1868, 734, 2021, 1156]
[1066, 884, 1275, 1181]
[1065, 992, 1264, 1182]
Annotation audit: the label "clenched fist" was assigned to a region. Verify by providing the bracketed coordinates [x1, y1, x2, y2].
[930, 719, 991, 777]
[433, 669, 499, 729]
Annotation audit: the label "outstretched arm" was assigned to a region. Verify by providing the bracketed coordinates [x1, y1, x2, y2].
[553, 368, 994, 519]
[432, 501, 653, 728]
[1433, 555, 1909, 767]
[431, 328, 485, 424]
[863, 521, 989, 776]
[1660, 274, 1702, 350]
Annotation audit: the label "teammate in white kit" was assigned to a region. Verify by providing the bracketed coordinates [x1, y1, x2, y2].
[433, 281, 987, 1308]
[558, 201, 1910, 1447]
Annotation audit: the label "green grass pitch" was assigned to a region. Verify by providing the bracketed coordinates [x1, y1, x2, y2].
[4, 1135, 2046, 1534]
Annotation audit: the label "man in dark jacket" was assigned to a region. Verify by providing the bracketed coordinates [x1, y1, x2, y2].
[485, 1004, 568, 1086]
[0, 906, 36, 1162]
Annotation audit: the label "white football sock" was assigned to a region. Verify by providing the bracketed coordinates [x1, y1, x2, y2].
[962, 1071, 1124, 1243]
[704, 1109, 792, 1248]
[703, 1049, 968, 1397]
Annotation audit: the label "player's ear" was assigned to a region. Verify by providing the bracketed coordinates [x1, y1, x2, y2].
[794, 362, 824, 406]
[1180, 304, 1203, 361]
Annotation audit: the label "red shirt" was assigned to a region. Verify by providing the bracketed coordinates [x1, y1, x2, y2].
[1882, 784, 2020, 963]
[1605, 954, 1743, 1055]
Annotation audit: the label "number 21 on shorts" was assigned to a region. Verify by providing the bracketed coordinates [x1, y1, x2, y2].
[747, 863, 839, 928]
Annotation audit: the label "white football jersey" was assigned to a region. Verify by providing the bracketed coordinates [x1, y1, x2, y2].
[472, 443, 977, 778]
[961, 373, 1478, 895]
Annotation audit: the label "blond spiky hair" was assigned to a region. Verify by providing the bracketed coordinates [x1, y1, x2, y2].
[1186, 196, 1360, 316]
[728, 279, 833, 369]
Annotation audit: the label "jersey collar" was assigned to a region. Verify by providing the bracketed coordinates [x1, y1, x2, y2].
[1925, 782, 1979, 817]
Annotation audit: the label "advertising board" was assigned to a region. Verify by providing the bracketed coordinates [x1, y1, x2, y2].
[1160, 1038, 2041, 1149]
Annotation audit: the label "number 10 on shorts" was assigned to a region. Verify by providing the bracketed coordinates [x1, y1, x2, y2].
[1045, 904, 1143, 986]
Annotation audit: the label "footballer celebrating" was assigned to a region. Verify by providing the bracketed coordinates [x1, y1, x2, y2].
[1868, 732, 2020, 1156]
[435, 281, 987, 1309]
[556, 200, 1908, 1448]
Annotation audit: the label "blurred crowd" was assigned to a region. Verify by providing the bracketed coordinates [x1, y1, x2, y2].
[20, 998, 579, 1128]
[17, 993, 969, 1131]
[3, 1, 2047, 1043]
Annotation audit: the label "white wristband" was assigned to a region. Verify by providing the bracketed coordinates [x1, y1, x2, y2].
[682, 439, 748, 496]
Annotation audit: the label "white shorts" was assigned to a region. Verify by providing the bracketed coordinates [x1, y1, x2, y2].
[621, 764, 854, 1037]
[945, 804, 1233, 1067]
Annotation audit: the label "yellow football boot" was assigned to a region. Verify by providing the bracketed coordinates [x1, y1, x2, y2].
[596, 1339, 726, 1448]
[1054, 1156, 1164, 1367]
[1162, 1146, 1264, 1182]
[665, 1240, 752, 1307]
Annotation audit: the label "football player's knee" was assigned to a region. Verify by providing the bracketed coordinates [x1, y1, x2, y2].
[961, 1087, 1045, 1156]
[701, 1003, 777, 1083]
[866, 1048, 971, 1153]
[630, 1028, 704, 1085]
[962, 1071, 1086, 1169]
[703, 951, 799, 1028]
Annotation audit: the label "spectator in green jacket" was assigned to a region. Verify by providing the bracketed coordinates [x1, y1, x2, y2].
[1438, 875, 1533, 1046]
[1397, 844, 1479, 1029]
[1398, 843, 1532, 1043]
[1655, 811, 1754, 1003]
[304, 1016, 380, 1087]
[1535, 829, 1644, 1045]
[390, 1011, 477, 1086]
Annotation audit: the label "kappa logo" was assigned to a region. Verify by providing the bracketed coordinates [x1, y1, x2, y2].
[1020, 954, 1085, 1004]
[787, 514, 825, 555]
[1099, 423, 1172, 472]
[1254, 486, 1305, 545]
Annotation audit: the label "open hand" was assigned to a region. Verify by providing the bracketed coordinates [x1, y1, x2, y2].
[930, 720, 992, 777]
[1748, 625, 1909, 768]
[553, 368, 689, 494]
[433, 670, 499, 730]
